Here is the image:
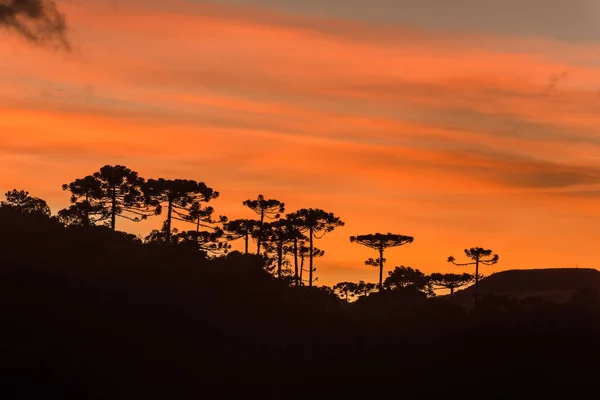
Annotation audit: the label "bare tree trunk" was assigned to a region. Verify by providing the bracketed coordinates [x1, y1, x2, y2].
[166, 199, 173, 243]
[293, 237, 299, 287]
[308, 227, 314, 287]
[474, 258, 480, 302]
[277, 241, 283, 278]
[110, 187, 116, 231]
[378, 244, 384, 290]
[256, 210, 265, 255]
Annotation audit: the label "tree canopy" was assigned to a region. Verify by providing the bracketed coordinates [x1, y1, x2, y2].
[448, 247, 499, 301]
[350, 233, 414, 290]
[287, 208, 344, 286]
[143, 178, 219, 242]
[243, 194, 285, 255]
[1, 189, 51, 217]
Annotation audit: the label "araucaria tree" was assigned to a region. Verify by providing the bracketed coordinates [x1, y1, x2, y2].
[61, 165, 150, 230]
[349, 233, 414, 290]
[261, 219, 297, 279]
[296, 243, 324, 285]
[430, 273, 474, 301]
[1, 189, 51, 217]
[144, 179, 219, 243]
[223, 218, 259, 254]
[242, 194, 285, 255]
[447, 247, 499, 300]
[283, 213, 308, 287]
[287, 209, 344, 287]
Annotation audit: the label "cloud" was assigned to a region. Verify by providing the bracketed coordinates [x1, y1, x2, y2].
[203, 0, 600, 43]
[0, 0, 70, 50]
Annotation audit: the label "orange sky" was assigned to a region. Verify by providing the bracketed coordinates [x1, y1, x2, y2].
[3, 0, 600, 287]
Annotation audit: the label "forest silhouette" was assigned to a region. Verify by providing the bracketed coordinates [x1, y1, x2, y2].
[2, 165, 600, 397]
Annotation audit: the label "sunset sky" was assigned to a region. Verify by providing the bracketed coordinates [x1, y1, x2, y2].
[3, 0, 600, 286]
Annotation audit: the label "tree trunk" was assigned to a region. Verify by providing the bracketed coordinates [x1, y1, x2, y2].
[293, 237, 299, 287]
[110, 186, 116, 231]
[166, 199, 173, 243]
[195, 216, 201, 250]
[277, 240, 283, 278]
[378, 244, 384, 290]
[256, 209, 265, 255]
[244, 231, 249, 254]
[308, 227, 314, 287]
[474, 257, 480, 302]
[83, 195, 91, 226]
[450, 287, 454, 301]
[299, 257, 304, 285]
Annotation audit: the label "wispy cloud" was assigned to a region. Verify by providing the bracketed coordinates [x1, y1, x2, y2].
[0, 0, 69, 50]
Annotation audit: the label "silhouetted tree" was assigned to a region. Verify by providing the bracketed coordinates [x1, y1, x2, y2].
[283, 213, 308, 287]
[1, 189, 50, 216]
[384, 266, 431, 295]
[143, 179, 219, 243]
[288, 209, 344, 287]
[430, 273, 474, 301]
[223, 218, 259, 254]
[297, 243, 324, 285]
[173, 229, 230, 256]
[243, 194, 285, 255]
[144, 221, 177, 247]
[349, 233, 414, 290]
[261, 219, 298, 278]
[355, 281, 377, 298]
[448, 247, 499, 301]
[333, 281, 357, 301]
[62, 165, 150, 230]
[59, 176, 107, 226]
[185, 203, 228, 253]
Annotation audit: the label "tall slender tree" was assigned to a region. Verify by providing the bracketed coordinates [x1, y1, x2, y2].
[143, 178, 219, 243]
[297, 243, 324, 285]
[288, 209, 344, 287]
[261, 220, 297, 278]
[183, 203, 228, 253]
[430, 273, 474, 301]
[1, 189, 51, 216]
[242, 194, 285, 255]
[62, 165, 150, 230]
[447, 247, 499, 301]
[350, 233, 414, 290]
[223, 218, 260, 254]
[283, 213, 308, 287]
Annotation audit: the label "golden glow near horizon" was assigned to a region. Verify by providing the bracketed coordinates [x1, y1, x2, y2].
[3, 0, 600, 286]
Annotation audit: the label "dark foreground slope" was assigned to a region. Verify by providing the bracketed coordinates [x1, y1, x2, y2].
[453, 268, 600, 303]
[2, 208, 600, 398]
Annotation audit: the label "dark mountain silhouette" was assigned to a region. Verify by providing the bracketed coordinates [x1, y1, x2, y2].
[452, 268, 600, 303]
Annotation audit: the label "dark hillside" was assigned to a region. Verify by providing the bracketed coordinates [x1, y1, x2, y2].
[2, 208, 600, 398]
[453, 268, 600, 303]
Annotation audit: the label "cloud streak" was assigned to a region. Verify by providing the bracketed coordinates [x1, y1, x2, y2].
[0, 0, 69, 50]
